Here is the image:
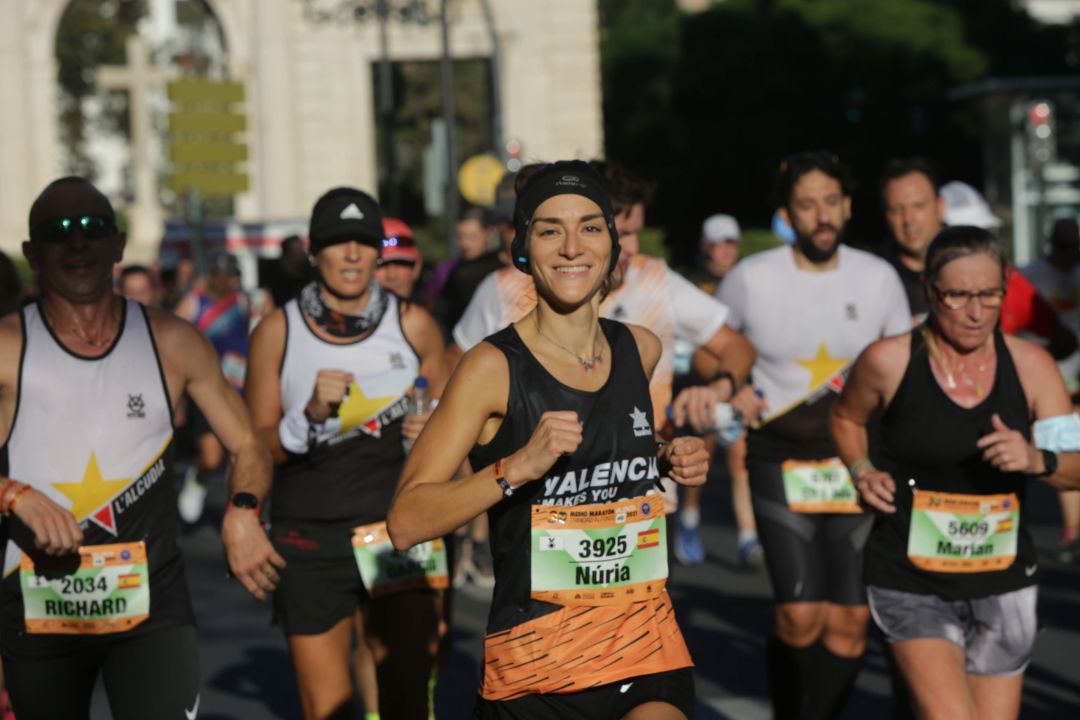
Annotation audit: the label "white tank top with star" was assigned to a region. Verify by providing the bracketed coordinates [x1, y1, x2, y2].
[3, 300, 176, 577]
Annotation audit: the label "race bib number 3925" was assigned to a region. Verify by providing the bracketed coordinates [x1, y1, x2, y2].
[907, 491, 1019, 573]
[20, 541, 150, 635]
[530, 495, 667, 607]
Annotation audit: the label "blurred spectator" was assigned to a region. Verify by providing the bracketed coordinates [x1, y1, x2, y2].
[174, 251, 251, 524]
[429, 206, 503, 337]
[118, 264, 161, 307]
[265, 235, 313, 307]
[377, 217, 423, 303]
[879, 158, 944, 317]
[687, 213, 741, 296]
[162, 256, 197, 310]
[0, 251, 22, 316]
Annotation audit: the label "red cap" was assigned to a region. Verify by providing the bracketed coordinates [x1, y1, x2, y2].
[381, 217, 420, 264]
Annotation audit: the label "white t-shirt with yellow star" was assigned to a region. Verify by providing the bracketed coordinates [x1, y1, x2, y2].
[717, 244, 910, 459]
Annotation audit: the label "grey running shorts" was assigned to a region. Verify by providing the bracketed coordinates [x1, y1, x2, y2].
[868, 584, 1038, 676]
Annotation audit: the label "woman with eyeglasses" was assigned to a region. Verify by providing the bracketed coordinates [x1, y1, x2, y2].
[831, 226, 1080, 720]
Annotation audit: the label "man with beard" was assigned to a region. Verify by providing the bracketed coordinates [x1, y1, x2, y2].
[718, 152, 910, 720]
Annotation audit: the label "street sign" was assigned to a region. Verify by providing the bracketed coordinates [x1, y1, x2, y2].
[167, 79, 244, 104]
[168, 173, 249, 196]
[167, 79, 249, 198]
[458, 154, 505, 206]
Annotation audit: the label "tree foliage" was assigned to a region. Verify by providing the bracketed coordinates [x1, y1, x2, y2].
[599, 0, 1078, 266]
[55, 0, 145, 178]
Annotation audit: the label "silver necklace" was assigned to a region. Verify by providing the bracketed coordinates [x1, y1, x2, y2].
[533, 313, 604, 370]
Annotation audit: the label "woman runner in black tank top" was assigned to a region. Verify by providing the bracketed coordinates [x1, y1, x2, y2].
[831, 227, 1080, 720]
[387, 161, 709, 720]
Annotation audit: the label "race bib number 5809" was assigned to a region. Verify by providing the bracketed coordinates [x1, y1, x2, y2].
[907, 491, 1019, 573]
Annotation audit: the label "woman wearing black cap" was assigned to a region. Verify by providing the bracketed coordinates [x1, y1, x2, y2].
[245, 187, 449, 719]
[388, 161, 708, 719]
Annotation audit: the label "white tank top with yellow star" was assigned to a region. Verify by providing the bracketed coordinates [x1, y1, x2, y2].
[717, 244, 911, 459]
[281, 293, 418, 450]
[3, 300, 177, 579]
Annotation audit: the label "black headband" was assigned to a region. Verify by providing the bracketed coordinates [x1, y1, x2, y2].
[510, 160, 620, 274]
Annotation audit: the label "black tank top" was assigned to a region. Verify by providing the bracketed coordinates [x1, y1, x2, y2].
[865, 328, 1037, 599]
[469, 319, 662, 634]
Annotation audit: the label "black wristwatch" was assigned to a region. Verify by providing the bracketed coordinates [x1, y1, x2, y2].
[229, 491, 260, 511]
[1036, 450, 1058, 478]
[712, 370, 736, 395]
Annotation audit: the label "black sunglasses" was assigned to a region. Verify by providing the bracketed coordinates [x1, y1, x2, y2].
[31, 215, 116, 244]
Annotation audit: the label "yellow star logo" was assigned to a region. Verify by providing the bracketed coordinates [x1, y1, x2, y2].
[338, 382, 396, 431]
[795, 342, 849, 389]
[52, 453, 131, 521]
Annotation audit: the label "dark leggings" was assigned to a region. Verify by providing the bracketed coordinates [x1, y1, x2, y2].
[4, 624, 200, 720]
[748, 458, 873, 605]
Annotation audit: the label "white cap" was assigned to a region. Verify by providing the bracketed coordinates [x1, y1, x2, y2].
[702, 213, 741, 243]
[940, 181, 1002, 229]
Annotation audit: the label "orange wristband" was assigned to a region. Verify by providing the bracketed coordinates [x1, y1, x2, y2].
[6, 485, 30, 516]
[494, 458, 514, 498]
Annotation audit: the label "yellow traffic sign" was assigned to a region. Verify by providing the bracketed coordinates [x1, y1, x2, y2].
[169, 172, 249, 196]
[167, 79, 244, 105]
[458, 155, 506, 206]
[168, 112, 246, 134]
[169, 142, 248, 164]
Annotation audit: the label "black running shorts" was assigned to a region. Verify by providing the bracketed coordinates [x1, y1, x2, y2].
[473, 668, 695, 720]
[4, 624, 199, 720]
[749, 459, 873, 605]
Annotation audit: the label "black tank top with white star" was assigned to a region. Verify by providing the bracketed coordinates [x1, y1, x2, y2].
[468, 319, 663, 634]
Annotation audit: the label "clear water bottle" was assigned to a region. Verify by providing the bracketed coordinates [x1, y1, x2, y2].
[713, 402, 745, 448]
[403, 376, 430, 454]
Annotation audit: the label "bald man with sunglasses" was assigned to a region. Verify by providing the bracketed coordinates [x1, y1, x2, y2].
[0, 177, 282, 719]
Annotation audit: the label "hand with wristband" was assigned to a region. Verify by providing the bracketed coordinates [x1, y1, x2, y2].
[658, 436, 709, 487]
[499, 410, 583, 494]
[0, 477, 83, 556]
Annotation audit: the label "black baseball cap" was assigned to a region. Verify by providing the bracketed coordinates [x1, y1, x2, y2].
[308, 187, 384, 254]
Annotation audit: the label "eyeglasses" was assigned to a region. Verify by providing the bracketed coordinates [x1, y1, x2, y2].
[31, 215, 116, 244]
[932, 285, 1006, 310]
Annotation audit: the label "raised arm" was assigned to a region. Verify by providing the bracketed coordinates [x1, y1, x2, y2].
[387, 341, 585, 549]
[981, 336, 1080, 490]
[153, 309, 284, 600]
[830, 335, 909, 513]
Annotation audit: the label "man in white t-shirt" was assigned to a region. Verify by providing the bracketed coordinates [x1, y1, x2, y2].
[718, 151, 910, 720]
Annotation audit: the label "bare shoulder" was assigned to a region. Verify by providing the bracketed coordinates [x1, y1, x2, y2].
[0, 311, 24, 378]
[457, 339, 510, 380]
[1003, 333, 1059, 378]
[144, 305, 205, 349]
[625, 323, 661, 370]
[399, 300, 440, 341]
[144, 306, 217, 381]
[860, 332, 911, 373]
[249, 306, 286, 347]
